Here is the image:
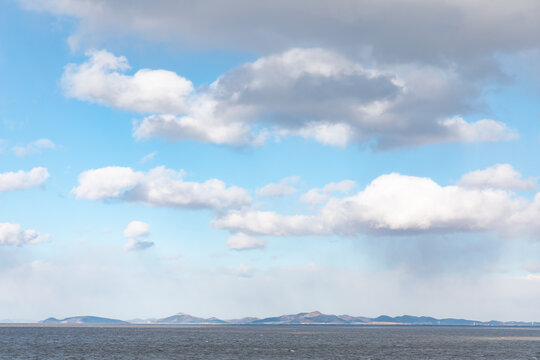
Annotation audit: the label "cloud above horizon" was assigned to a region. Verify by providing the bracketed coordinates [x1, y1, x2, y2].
[72, 166, 250, 210]
[458, 164, 537, 191]
[214, 164, 540, 239]
[0, 223, 49, 246]
[123, 221, 153, 251]
[256, 176, 299, 198]
[63, 49, 516, 149]
[21, 0, 540, 70]
[12, 139, 56, 157]
[0, 168, 50, 192]
[226, 233, 267, 251]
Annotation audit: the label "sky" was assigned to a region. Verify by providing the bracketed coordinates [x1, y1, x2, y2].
[1, 0, 540, 322]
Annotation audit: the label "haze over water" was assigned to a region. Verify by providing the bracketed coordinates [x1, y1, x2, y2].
[2, 325, 540, 359]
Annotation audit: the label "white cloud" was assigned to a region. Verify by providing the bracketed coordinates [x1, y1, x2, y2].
[123, 221, 153, 251]
[458, 164, 536, 190]
[256, 176, 299, 198]
[72, 166, 141, 200]
[62, 49, 193, 113]
[300, 180, 356, 204]
[66, 49, 515, 149]
[226, 233, 267, 250]
[140, 151, 157, 164]
[439, 117, 517, 144]
[215, 211, 319, 237]
[73, 166, 250, 210]
[123, 221, 150, 239]
[0, 168, 50, 192]
[280, 122, 354, 148]
[214, 169, 540, 238]
[0, 223, 49, 245]
[12, 139, 56, 157]
[134, 111, 263, 146]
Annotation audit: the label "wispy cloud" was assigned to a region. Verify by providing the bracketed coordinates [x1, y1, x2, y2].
[256, 176, 299, 198]
[226, 233, 266, 251]
[140, 151, 157, 164]
[12, 139, 56, 157]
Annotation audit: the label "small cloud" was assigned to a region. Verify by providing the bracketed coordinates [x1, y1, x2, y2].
[0, 223, 49, 246]
[0, 167, 50, 193]
[226, 233, 266, 250]
[300, 180, 356, 205]
[140, 151, 157, 164]
[123, 221, 150, 238]
[12, 139, 56, 157]
[256, 176, 299, 198]
[123, 221, 153, 251]
[124, 239, 154, 251]
[458, 164, 536, 190]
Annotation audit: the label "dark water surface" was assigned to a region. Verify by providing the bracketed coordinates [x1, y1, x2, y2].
[1, 325, 540, 359]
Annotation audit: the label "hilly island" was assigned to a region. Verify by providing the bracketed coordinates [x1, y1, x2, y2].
[36, 311, 538, 327]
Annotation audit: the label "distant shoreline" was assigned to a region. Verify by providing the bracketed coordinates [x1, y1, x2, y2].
[3, 323, 540, 329]
[32, 311, 539, 327]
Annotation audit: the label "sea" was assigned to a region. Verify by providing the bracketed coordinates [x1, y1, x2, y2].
[1, 325, 540, 359]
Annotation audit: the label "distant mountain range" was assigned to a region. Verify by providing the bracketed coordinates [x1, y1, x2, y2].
[40, 316, 129, 325]
[36, 311, 538, 326]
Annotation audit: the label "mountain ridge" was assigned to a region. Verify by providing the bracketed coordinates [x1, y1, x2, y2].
[36, 311, 539, 326]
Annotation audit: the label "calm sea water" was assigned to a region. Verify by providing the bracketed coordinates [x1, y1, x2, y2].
[1, 325, 540, 359]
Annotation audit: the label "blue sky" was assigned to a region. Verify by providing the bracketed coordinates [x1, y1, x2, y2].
[2, 0, 540, 322]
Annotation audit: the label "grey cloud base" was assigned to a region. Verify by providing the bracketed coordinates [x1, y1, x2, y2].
[22, 0, 540, 70]
[65, 49, 515, 149]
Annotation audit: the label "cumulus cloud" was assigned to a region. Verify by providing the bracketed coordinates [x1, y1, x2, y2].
[0, 223, 49, 246]
[66, 49, 515, 149]
[0, 168, 50, 192]
[214, 167, 540, 239]
[72, 166, 250, 210]
[71, 166, 141, 200]
[12, 139, 56, 157]
[226, 233, 267, 250]
[123, 221, 153, 251]
[458, 164, 536, 190]
[62, 49, 193, 113]
[123, 221, 150, 239]
[256, 176, 299, 198]
[300, 180, 356, 204]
